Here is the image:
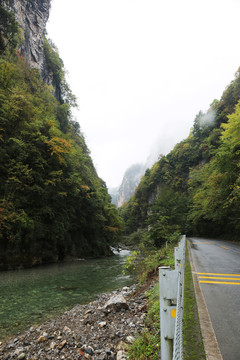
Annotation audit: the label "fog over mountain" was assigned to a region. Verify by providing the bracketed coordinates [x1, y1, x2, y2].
[109, 147, 162, 206]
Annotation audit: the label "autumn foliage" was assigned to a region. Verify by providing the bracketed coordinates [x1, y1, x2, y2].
[0, 27, 122, 268]
[121, 67, 240, 243]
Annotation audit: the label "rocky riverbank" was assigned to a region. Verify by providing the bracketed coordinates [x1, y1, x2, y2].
[0, 284, 151, 360]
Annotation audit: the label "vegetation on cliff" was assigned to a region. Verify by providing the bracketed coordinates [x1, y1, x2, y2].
[0, 7, 122, 268]
[121, 67, 240, 244]
[0, 1, 19, 54]
[122, 69, 240, 359]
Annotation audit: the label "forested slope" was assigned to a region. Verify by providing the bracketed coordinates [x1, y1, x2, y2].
[0, 4, 122, 269]
[121, 68, 240, 246]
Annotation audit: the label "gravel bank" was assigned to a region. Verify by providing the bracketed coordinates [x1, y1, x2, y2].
[0, 284, 150, 360]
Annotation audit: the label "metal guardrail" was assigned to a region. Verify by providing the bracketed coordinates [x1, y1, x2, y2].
[159, 235, 186, 360]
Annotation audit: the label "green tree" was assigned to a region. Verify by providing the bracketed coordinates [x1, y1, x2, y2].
[0, 30, 122, 268]
[0, 1, 19, 52]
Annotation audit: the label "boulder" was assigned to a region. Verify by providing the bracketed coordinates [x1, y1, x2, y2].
[104, 295, 129, 312]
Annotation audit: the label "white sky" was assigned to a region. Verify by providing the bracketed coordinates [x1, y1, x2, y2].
[47, 0, 240, 188]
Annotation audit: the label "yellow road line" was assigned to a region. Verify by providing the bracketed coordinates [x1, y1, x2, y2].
[197, 272, 240, 276]
[221, 246, 228, 250]
[199, 276, 240, 281]
[200, 280, 240, 285]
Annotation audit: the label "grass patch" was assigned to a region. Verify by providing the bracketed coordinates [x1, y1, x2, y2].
[123, 241, 177, 284]
[183, 246, 206, 359]
[126, 243, 176, 360]
[127, 329, 160, 360]
[127, 283, 160, 360]
[126, 238, 206, 359]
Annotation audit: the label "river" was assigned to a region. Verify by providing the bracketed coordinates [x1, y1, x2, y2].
[0, 250, 135, 341]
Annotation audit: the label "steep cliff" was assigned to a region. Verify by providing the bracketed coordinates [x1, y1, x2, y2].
[110, 164, 145, 207]
[8, 0, 51, 81]
[0, 0, 122, 269]
[117, 164, 145, 207]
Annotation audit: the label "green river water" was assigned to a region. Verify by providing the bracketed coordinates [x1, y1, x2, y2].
[0, 250, 134, 341]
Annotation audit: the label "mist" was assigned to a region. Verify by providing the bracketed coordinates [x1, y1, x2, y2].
[199, 109, 217, 129]
[47, 0, 240, 189]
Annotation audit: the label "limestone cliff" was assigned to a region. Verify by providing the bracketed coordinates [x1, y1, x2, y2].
[8, 0, 51, 81]
[110, 164, 145, 207]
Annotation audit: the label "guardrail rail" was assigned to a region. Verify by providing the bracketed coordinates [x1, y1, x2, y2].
[159, 235, 186, 360]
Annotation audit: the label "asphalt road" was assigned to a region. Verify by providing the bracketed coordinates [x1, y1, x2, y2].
[189, 237, 240, 360]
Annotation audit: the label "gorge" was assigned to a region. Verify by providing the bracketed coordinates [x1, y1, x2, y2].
[0, 0, 122, 269]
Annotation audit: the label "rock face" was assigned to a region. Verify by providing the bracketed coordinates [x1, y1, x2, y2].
[117, 164, 142, 207]
[8, 0, 51, 81]
[110, 164, 145, 207]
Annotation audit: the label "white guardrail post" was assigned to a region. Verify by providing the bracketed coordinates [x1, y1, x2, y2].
[159, 235, 186, 360]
